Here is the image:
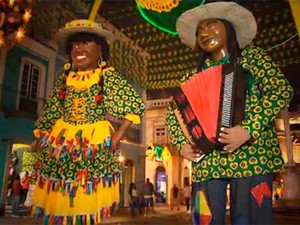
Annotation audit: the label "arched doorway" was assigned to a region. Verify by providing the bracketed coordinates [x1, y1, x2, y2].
[123, 159, 134, 207]
[155, 166, 166, 203]
[5, 143, 35, 214]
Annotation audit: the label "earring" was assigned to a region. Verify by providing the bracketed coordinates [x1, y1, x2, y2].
[64, 62, 71, 71]
[71, 62, 76, 71]
[98, 58, 103, 68]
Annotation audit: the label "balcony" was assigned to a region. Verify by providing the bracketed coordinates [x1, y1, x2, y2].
[146, 97, 172, 109]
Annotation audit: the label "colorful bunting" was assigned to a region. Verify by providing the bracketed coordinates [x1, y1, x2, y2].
[146, 144, 171, 163]
[29, 1, 300, 91]
[146, 142, 155, 159]
[155, 145, 163, 162]
[162, 146, 171, 162]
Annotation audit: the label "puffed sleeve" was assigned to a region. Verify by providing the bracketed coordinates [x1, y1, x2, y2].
[240, 45, 294, 139]
[166, 102, 189, 151]
[33, 73, 67, 138]
[104, 70, 145, 124]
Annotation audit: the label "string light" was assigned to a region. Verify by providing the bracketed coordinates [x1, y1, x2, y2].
[265, 33, 299, 52]
[9, 0, 15, 7]
[0, 0, 33, 47]
[23, 9, 31, 23]
[0, 34, 4, 46]
[15, 27, 25, 42]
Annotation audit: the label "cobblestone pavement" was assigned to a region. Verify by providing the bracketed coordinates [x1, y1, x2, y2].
[0, 206, 299, 225]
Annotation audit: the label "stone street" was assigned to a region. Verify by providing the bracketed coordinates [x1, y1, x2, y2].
[0, 206, 299, 225]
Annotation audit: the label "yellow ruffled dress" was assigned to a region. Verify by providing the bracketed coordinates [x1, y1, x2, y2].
[32, 66, 145, 225]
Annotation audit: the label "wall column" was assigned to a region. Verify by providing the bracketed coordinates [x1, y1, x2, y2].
[280, 109, 300, 209]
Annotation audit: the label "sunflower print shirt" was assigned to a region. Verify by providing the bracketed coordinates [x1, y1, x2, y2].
[34, 67, 145, 182]
[35, 68, 145, 131]
[166, 45, 293, 183]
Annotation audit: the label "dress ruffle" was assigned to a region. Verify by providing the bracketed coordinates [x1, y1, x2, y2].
[43, 119, 114, 151]
[33, 119, 121, 224]
[32, 179, 119, 224]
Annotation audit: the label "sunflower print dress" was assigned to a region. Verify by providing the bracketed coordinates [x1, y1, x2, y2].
[32, 65, 145, 224]
[166, 45, 293, 183]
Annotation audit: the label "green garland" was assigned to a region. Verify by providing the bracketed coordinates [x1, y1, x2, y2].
[136, 0, 206, 35]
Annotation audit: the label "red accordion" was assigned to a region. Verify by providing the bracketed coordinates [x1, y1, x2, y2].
[172, 63, 247, 154]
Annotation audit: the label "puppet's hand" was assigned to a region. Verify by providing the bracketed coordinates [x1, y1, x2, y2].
[110, 131, 122, 152]
[31, 138, 43, 151]
[181, 144, 204, 162]
[218, 125, 251, 153]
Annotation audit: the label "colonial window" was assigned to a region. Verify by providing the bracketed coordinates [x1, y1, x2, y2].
[18, 60, 41, 114]
[154, 124, 168, 145]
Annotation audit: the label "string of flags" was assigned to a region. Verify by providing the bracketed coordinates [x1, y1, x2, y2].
[146, 142, 171, 163]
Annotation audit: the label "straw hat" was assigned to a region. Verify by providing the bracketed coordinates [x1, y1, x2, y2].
[176, 2, 257, 49]
[55, 19, 114, 44]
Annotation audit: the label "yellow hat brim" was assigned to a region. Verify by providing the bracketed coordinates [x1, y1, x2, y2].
[55, 26, 115, 44]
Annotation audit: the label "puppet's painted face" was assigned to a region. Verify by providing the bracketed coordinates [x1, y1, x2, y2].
[196, 19, 227, 54]
[71, 41, 101, 71]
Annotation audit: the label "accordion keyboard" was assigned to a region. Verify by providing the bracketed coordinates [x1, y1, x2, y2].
[221, 72, 234, 128]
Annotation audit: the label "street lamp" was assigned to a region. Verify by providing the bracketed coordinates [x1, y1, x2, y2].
[118, 155, 124, 163]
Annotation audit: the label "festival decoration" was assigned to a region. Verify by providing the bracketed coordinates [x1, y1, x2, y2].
[0, 0, 33, 47]
[146, 143, 171, 163]
[162, 146, 171, 162]
[109, 39, 148, 84]
[155, 145, 163, 162]
[136, 0, 179, 13]
[146, 143, 155, 159]
[23, 1, 299, 91]
[136, 0, 205, 35]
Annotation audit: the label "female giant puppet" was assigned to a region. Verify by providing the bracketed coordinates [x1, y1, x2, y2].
[32, 19, 145, 224]
[166, 2, 293, 225]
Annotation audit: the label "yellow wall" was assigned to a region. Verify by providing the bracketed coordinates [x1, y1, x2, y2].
[145, 107, 192, 205]
[278, 137, 300, 163]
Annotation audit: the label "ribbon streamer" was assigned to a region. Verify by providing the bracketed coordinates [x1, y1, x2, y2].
[88, 0, 103, 21]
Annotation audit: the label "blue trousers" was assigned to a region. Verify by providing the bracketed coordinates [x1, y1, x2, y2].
[12, 196, 20, 215]
[130, 197, 141, 216]
[192, 174, 273, 225]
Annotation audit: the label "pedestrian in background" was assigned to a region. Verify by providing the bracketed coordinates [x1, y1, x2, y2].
[142, 178, 155, 216]
[128, 182, 140, 217]
[171, 184, 180, 211]
[183, 184, 191, 212]
[11, 175, 21, 217]
[20, 171, 30, 206]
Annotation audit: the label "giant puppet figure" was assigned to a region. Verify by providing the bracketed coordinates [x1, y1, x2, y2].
[166, 2, 293, 225]
[32, 19, 145, 224]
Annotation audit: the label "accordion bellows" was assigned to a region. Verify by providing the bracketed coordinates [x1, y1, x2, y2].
[172, 63, 247, 154]
[180, 65, 222, 143]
